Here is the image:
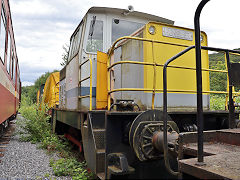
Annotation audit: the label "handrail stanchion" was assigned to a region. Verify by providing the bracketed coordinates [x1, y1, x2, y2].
[225, 51, 235, 128]
[194, 0, 210, 164]
[163, 45, 195, 176]
[152, 42, 156, 109]
[89, 58, 93, 111]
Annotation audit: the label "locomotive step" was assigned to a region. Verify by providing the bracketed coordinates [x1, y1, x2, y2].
[93, 129, 105, 150]
[96, 149, 105, 174]
[96, 172, 105, 180]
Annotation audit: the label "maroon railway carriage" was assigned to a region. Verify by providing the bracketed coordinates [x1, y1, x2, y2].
[0, 0, 20, 132]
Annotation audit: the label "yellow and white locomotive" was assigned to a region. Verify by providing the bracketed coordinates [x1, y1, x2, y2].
[53, 4, 240, 179]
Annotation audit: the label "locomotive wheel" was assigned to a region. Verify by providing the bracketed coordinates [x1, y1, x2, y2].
[129, 110, 177, 161]
[129, 110, 171, 148]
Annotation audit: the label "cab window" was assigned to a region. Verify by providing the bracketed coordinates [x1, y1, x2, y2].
[112, 19, 144, 43]
[86, 16, 103, 53]
[69, 24, 83, 60]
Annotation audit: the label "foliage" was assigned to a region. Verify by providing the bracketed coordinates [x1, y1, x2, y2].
[210, 94, 226, 110]
[18, 96, 51, 143]
[209, 50, 240, 92]
[22, 70, 58, 103]
[18, 98, 92, 179]
[50, 158, 92, 180]
[209, 50, 240, 110]
[60, 44, 69, 67]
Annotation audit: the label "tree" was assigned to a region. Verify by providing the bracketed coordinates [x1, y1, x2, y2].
[60, 44, 69, 66]
[22, 70, 58, 103]
[209, 49, 240, 92]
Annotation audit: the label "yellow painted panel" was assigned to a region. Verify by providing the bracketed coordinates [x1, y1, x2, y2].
[143, 22, 209, 94]
[37, 89, 40, 104]
[96, 51, 108, 109]
[42, 72, 60, 108]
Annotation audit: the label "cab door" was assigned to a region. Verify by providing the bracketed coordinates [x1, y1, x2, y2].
[78, 14, 107, 110]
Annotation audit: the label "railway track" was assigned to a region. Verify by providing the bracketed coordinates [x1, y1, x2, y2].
[0, 121, 15, 163]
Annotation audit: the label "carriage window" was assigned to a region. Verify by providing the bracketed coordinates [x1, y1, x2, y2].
[16, 65, 19, 91]
[13, 56, 16, 84]
[86, 17, 103, 53]
[11, 49, 14, 80]
[6, 31, 10, 73]
[112, 19, 144, 43]
[0, 4, 6, 64]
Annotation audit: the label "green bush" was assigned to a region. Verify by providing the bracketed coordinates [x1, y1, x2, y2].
[18, 96, 51, 143]
[50, 158, 92, 179]
[18, 95, 92, 179]
[210, 94, 226, 110]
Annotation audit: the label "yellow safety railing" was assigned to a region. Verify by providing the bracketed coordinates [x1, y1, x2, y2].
[79, 58, 93, 110]
[107, 36, 240, 110]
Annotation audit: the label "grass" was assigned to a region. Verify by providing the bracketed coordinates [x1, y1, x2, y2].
[17, 95, 93, 179]
[210, 94, 226, 110]
[210, 94, 240, 110]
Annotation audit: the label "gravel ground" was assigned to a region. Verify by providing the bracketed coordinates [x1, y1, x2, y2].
[0, 115, 71, 180]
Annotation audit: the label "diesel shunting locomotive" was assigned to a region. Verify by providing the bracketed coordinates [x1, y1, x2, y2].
[49, 2, 240, 179]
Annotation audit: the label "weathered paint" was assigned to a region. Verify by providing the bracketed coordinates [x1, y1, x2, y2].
[56, 109, 82, 130]
[0, 83, 15, 124]
[59, 78, 66, 109]
[42, 72, 60, 108]
[66, 55, 79, 110]
[111, 22, 210, 110]
[143, 22, 209, 95]
[96, 51, 108, 109]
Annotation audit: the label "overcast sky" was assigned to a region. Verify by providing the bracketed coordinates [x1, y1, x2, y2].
[10, 0, 240, 86]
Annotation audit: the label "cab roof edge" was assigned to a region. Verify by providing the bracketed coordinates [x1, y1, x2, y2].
[87, 6, 174, 25]
[70, 6, 174, 41]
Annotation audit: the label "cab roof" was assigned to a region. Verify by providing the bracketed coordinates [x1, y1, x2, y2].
[87, 6, 174, 24]
[70, 6, 174, 40]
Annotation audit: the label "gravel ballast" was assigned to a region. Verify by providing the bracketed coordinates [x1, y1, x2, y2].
[0, 115, 71, 179]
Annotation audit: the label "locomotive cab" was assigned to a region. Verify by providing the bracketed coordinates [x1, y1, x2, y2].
[59, 6, 174, 111]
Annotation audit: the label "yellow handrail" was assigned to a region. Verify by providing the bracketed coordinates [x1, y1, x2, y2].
[108, 60, 228, 73]
[109, 88, 240, 95]
[79, 58, 93, 111]
[107, 36, 240, 110]
[108, 36, 191, 56]
[152, 42, 156, 109]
